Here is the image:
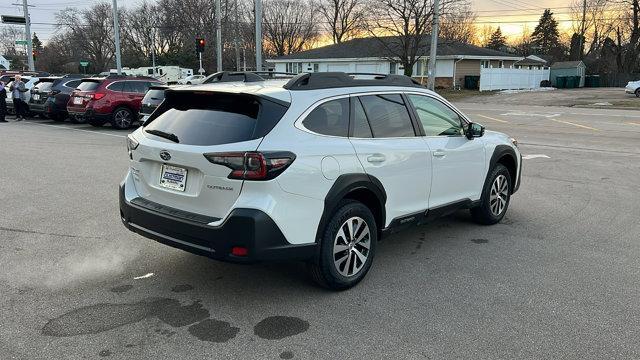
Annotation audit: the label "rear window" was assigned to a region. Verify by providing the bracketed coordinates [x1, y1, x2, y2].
[144, 92, 289, 146]
[143, 89, 166, 101]
[34, 81, 54, 92]
[77, 81, 101, 91]
[64, 80, 82, 89]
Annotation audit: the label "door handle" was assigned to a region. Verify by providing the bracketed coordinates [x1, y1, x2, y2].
[367, 154, 386, 163]
[433, 150, 446, 158]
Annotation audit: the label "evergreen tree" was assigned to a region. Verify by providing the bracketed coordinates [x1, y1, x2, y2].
[531, 9, 560, 55]
[487, 27, 507, 50]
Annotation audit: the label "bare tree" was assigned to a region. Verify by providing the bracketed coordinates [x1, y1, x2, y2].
[262, 0, 320, 56]
[367, 0, 469, 76]
[439, 6, 477, 44]
[319, 0, 366, 44]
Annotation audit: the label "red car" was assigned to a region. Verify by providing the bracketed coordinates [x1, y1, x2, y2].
[66, 75, 163, 129]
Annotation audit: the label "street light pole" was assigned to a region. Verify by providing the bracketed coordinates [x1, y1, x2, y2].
[426, 0, 440, 91]
[112, 0, 122, 75]
[22, 0, 34, 71]
[215, 0, 222, 72]
[255, 0, 262, 71]
[151, 27, 157, 78]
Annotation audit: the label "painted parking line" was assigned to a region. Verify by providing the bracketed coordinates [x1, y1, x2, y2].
[626, 122, 640, 126]
[475, 114, 509, 123]
[23, 121, 127, 138]
[522, 154, 550, 160]
[457, 106, 640, 118]
[550, 118, 599, 131]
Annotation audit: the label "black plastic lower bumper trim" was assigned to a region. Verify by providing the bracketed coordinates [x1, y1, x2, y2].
[119, 183, 317, 263]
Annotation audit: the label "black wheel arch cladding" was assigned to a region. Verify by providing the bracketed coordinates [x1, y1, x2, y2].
[489, 145, 518, 191]
[316, 173, 387, 246]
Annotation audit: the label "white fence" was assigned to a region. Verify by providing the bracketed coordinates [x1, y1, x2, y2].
[479, 68, 550, 91]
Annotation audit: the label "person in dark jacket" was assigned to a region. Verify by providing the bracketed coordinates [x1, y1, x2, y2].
[0, 81, 7, 123]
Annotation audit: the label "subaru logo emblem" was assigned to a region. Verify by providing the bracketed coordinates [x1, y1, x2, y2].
[159, 150, 171, 161]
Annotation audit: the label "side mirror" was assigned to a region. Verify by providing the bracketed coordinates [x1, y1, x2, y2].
[466, 122, 485, 140]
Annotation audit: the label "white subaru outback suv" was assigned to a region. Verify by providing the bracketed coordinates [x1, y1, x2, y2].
[120, 72, 521, 290]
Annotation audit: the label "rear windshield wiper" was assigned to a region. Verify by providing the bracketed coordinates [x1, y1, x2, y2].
[145, 129, 179, 143]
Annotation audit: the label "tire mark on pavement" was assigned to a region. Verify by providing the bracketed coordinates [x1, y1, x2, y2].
[0, 226, 102, 239]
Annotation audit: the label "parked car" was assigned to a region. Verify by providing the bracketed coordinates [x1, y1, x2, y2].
[119, 72, 522, 290]
[177, 75, 206, 85]
[5, 76, 39, 115]
[29, 75, 85, 121]
[139, 84, 169, 123]
[66, 76, 163, 129]
[625, 81, 640, 97]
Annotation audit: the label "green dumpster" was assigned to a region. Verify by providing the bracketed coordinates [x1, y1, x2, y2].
[584, 76, 592, 87]
[556, 76, 567, 89]
[464, 75, 480, 90]
[565, 76, 576, 88]
[573, 76, 582, 88]
[590, 75, 600, 87]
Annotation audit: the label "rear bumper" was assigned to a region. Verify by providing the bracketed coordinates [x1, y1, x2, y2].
[29, 102, 46, 114]
[119, 183, 317, 263]
[68, 108, 111, 122]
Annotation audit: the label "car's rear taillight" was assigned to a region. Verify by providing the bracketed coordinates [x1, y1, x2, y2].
[203, 151, 295, 180]
[93, 93, 106, 100]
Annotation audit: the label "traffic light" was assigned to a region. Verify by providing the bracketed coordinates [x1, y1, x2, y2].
[195, 38, 205, 53]
[32, 50, 37, 62]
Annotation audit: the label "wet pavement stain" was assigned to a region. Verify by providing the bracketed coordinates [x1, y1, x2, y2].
[471, 238, 489, 244]
[187, 319, 240, 343]
[171, 284, 193, 293]
[42, 298, 209, 337]
[254, 316, 309, 340]
[110, 285, 133, 294]
[280, 350, 294, 359]
[98, 349, 112, 357]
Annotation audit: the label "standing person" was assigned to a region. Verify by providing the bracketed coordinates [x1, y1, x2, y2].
[0, 81, 7, 122]
[10, 75, 28, 121]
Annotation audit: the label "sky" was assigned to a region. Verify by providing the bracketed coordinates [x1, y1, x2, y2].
[0, 0, 577, 43]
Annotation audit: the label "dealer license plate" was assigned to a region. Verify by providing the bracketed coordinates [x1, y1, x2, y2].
[33, 94, 40, 101]
[73, 96, 82, 105]
[160, 164, 187, 191]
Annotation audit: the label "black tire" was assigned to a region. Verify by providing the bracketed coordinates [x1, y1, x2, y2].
[308, 200, 377, 290]
[635, 89, 640, 98]
[186, 81, 192, 85]
[51, 113, 66, 122]
[111, 107, 134, 130]
[69, 115, 86, 124]
[471, 163, 512, 225]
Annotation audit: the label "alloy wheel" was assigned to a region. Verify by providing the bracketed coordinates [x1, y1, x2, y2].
[333, 216, 371, 277]
[114, 109, 132, 128]
[489, 174, 509, 216]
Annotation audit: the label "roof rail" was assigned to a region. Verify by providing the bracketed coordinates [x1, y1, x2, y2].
[282, 72, 423, 90]
[204, 71, 265, 83]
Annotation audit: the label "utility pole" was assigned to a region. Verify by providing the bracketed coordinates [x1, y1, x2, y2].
[234, 0, 241, 71]
[215, 0, 222, 72]
[255, 0, 262, 71]
[426, 0, 440, 91]
[151, 27, 157, 78]
[22, 0, 34, 71]
[579, 0, 587, 59]
[112, 0, 122, 74]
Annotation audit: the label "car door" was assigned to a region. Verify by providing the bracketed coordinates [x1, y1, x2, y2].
[348, 93, 431, 227]
[123, 81, 146, 112]
[406, 93, 486, 208]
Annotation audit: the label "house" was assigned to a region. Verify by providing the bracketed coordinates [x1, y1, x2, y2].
[0, 55, 11, 70]
[514, 55, 548, 70]
[267, 36, 523, 88]
[550, 61, 586, 87]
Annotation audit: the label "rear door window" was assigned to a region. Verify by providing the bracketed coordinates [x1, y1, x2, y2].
[302, 98, 349, 137]
[77, 81, 101, 91]
[107, 81, 124, 92]
[358, 94, 415, 138]
[351, 97, 373, 138]
[144, 92, 289, 146]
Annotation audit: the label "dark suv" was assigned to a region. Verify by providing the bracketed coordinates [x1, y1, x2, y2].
[28, 75, 83, 121]
[67, 76, 163, 129]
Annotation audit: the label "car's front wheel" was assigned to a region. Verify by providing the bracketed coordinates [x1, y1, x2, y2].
[308, 200, 377, 290]
[635, 89, 640, 98]
[471, 163, 512, 225]
[111, 107, 134, 130]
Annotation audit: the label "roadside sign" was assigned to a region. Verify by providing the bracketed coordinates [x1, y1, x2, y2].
[79, 61, 89, 67]
[15, 40, 28, 45]
[1, 15, 26, 24]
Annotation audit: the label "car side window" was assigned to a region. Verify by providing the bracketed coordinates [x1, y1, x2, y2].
[351, 97, 373, 138]
[302, 98, 349, 137]
[358, 94, 415, 138]
[407, 94, 463, 136]
[107, 81, 124, 92]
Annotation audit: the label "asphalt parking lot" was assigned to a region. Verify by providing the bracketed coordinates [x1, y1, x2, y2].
[1, 103, 640, 359]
